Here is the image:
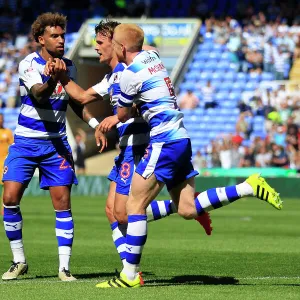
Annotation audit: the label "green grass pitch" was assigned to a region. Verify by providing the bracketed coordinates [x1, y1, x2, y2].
[0, 195, 299, 300]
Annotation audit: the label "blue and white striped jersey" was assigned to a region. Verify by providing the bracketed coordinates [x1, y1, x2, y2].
[92, 63, 149, 148]
[118, 50, 189, 143]
[15, 52, 76, 139]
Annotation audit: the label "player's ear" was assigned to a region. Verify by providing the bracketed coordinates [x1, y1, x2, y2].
[38, 35, 45, 46]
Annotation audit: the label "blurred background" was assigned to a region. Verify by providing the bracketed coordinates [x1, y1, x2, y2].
[1, 0, 300, 196]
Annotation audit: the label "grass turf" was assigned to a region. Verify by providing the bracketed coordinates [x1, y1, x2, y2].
[0, 196, 299, 300]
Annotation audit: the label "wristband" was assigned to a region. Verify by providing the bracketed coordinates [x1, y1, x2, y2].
[88, 118, 99, 129]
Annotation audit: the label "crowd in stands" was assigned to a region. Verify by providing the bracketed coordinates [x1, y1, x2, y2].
[190, 82, 300, 171]
[179, 10, 300, 171]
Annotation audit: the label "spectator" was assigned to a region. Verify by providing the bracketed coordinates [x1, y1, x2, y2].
[236, 112, 249, 137]
[270, 143, 289, 167]
[272, 125, 287, 147]
[192, 150, 206, 170]
[286, 123, 299, 150]
[178, 89, 199, 110]
[263, 39, 274, 73]
[239, 146, 255, 167]
[255, 145, 272, 167]
[200, 80, 216, 109]
[73, 129, 86, 174]
[231, 142, 243, 167]
[219, 137, 232, 169]
[273, 47, 288, 80]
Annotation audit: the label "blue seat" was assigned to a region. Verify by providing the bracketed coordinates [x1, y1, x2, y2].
[199, 72, 212, 81]
[236, 72, 247, 81]
[247, 73, 261, 82]
[261, 72, 274, 81]
[203, 61, 216, 71]
[180, 81, 195, 91]
[253, 116, 265, 124]
[212, 43, 224, 52]
[185, 71, 199, 81]
[196, 80, 208, 87]
[211, 79, 222, 88]
[195, 51, 210, 61]
[207, 52, 219, 61]
[214, 91, 229, 102]
[215, 61, 230, 71]
[253, 123, 265, 131]
[220, 52, 231, 61]
[244, 81, 258, 91]
[228, 92, 241, 102]
[194, 108, 204, 115]
[221, 101, 237, 108]
[231, 81, 243, 91]
[190, 61, 203, 71]
[211, 72, 223, 80]
[225, 71, 236, 81]
[198, 43, 213, 52]
[218, 81, 232, 91]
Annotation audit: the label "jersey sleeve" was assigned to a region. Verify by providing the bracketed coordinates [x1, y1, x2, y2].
[18, 60, 43, 91]
[92, 76, 109, 97]
[118, 70, 142, 107]
[69, 64, 77, 83]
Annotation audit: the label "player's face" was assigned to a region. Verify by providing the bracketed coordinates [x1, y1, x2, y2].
[95, 33, 114, 64]
[39, 26, 65, 58]
[0, 114, 3, 128]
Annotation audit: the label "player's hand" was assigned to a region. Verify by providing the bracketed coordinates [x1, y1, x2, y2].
[47, 58, 67, 82]
[95, 127, 107, 153]
[98, 116, 119, 133]
[44, 59, 55, 76]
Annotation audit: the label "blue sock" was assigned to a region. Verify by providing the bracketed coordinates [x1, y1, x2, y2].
[123, 214, 147, 280]
[3, 205, 25, 263]
[55, 210, 74, 271]
[146, 200, 177, 222]
[195, 186, 240, 215]
[111, 221, 127, 262]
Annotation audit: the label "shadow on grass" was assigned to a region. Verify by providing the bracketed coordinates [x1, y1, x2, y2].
[146, 275, 239, 286]
[22, 271, 155, 280]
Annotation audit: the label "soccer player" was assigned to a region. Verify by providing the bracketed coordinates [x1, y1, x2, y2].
[45, 20, 212, 270]
[1, 13, 106, 282]
[96, 24, 283, 288]
[0, 113, 13, 208]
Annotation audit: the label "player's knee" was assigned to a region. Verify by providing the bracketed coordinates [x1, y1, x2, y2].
[53, 194, 70, 210]
[177, 206, 195, 220]
[3, 191, 19, 206]
[113, 208, 128, 224]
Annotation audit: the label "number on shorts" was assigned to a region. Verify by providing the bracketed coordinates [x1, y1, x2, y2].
[58, 154, 73, 170]
[120, 162, 130, 179]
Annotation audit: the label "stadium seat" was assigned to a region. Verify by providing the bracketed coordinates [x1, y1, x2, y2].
[261, 72, 274, 81]
[199, 72, 212, 81]
[244, 81, 258, 91]
[247, 73, 261, 82]
[236, 73, 247, 81]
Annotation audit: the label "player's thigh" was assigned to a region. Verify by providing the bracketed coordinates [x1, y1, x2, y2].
[105, 180, 117, 223]
[49, 185, 71, 211]
[3, 181, 27, 206]
[114, 192, 128, 224]
[127, 172, 164, 215]
[39, 151, 77, 190]
[2, 147, 37, 188]
[169, 177, 196, 219]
